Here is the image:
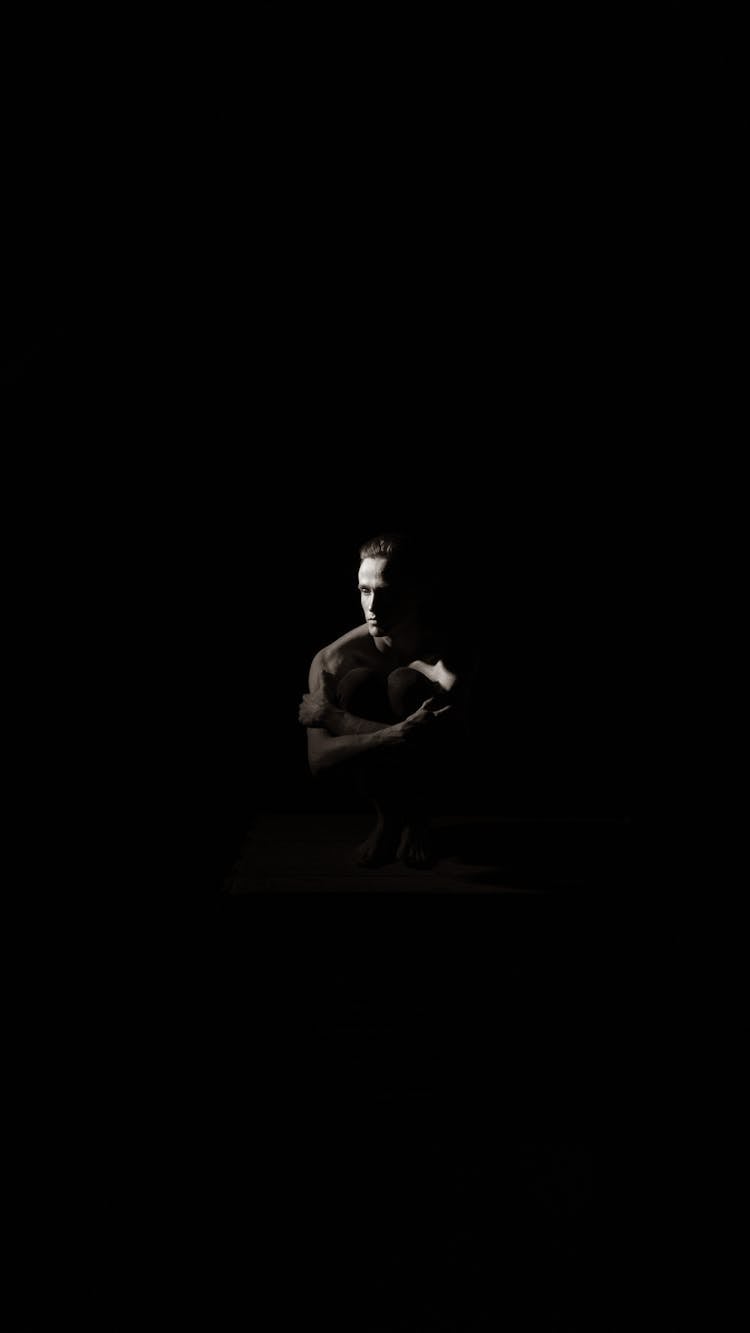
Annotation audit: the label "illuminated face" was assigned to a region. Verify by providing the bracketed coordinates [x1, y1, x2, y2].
[358, 556, 411, 637]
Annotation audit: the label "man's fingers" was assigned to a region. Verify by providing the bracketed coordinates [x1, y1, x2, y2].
[422, 696, 452, 715]
[421, 703, 452, 720]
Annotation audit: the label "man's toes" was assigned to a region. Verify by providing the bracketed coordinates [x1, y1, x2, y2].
[397, 826, 435, 869]
[356, 837, 380, 867]
[411, 846, 434, 869]
[355, 842, 375, 867]
[355, 826, 396, 868]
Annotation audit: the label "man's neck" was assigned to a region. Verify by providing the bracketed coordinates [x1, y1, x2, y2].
[374, 617, 431, 663]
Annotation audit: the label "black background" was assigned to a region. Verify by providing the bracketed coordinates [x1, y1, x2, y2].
[4, 0, 697, 889]
[4, 4, 699, 1327]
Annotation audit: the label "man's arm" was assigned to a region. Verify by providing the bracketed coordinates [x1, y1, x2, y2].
[301, 698, 386, 737]
[305, 704, 451, 776]
[306, 723, 396, 777]
[301, 650, 451, 776]
[301, 651, 392, 775]
[300, 652, 387, 736]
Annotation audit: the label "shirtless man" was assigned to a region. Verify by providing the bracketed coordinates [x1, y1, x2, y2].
[298, 532, 472, 868]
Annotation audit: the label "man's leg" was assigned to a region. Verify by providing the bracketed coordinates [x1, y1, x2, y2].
[386, 666, 436, 721]
[385, 668, 441, 867]
[336, 669, 402, 866]
[337, 667, 450, 869]
[336, 668, 392, 723]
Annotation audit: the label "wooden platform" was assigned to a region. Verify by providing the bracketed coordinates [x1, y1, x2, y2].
[225, 813, 628, 894]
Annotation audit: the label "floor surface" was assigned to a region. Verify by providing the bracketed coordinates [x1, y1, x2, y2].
[225, 812, 629, 894]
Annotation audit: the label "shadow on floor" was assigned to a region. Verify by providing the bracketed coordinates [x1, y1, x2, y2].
[433, 817, 630, 888]
[224, 813, 630, 894]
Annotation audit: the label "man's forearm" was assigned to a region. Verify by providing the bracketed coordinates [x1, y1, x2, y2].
[308, 724, 396, 775]
[324, 706, 388, 737]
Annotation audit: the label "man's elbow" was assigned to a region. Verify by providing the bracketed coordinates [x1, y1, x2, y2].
[307, 734, 328, 778]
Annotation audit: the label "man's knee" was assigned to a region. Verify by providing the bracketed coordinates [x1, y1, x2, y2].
[387, 667, 435, 720]
[337, 668, 392, 723]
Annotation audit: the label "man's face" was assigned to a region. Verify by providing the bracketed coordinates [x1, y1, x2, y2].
[358, 556, 412, 637]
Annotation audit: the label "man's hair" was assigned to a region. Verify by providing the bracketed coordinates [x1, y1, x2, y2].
[359, 531, 408, 563]
[358, 532, 421, 584]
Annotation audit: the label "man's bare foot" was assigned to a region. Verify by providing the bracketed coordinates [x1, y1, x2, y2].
[355, 818, 398, 867]
[397, 820, 435, 869]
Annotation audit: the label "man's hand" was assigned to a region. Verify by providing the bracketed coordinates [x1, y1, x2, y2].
[298, 668, 337, 729]
[298, 691, 334, 728]
[388, 696, 452, 743]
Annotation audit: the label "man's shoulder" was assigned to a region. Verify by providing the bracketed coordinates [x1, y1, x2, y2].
[314, 625, 371, 673]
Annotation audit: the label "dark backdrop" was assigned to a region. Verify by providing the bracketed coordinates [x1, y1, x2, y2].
[4, 1, 691, 897]
[4, 8, 701, 1328]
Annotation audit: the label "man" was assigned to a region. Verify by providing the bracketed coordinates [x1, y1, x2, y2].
[298, 532, 473, 868]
